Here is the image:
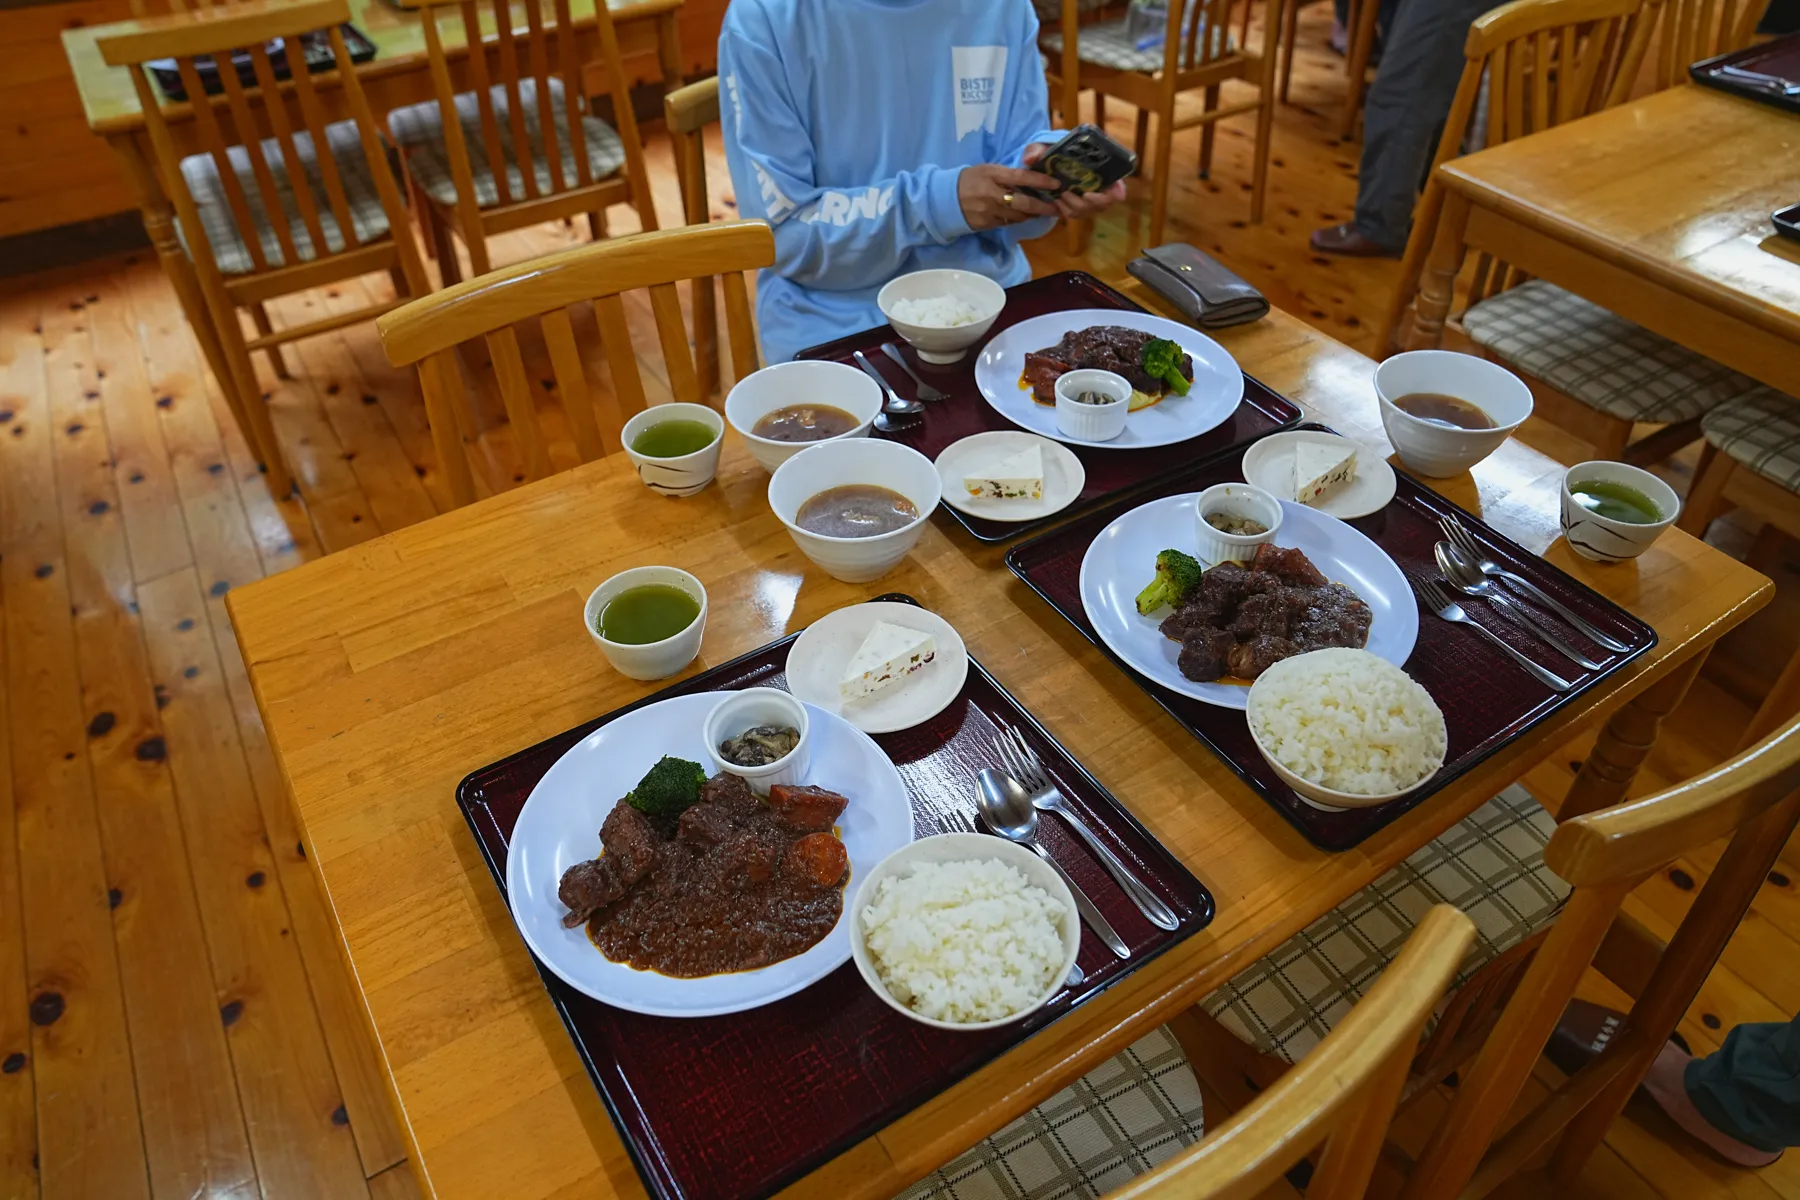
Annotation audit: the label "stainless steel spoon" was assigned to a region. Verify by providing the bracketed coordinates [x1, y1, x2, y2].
[1436, 542, 1606, 670]
[852, 350, 923, 419]
[975, 768, 1130, 959]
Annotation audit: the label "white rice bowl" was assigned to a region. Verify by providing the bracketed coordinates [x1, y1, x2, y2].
[859, 858, 1068, 1024]
[886, 295, 983, 329]
[1246, 647, 1447, 797]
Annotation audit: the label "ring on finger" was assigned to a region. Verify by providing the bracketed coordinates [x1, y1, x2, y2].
[1001, 192, 1014, 208]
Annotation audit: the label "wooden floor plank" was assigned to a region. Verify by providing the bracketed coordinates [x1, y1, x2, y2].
[0, 293, 150, 1200]
[0, 479, 39, 1200]
[368, 1160, 425, 1200]
[136, 566, 371, 1200]
[39, 280, 262, 1200]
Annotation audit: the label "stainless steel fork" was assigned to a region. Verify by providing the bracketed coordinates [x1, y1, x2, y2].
[1440, 514, 1631, 652]
[994, 726, 1180, 930]
[1411, 574, 1572, 691]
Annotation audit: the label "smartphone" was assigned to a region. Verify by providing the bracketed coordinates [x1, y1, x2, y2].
[1775, 203, 1800, 244]
[1021, 124, 1139, 203]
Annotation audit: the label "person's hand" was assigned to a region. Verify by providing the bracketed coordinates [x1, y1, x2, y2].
[957, 163, 1060, 230]
[1022, 142, 1129, 221]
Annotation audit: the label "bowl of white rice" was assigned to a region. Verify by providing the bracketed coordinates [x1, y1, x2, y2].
[850, 833, 1079, 1030]
[1245, 647, 1448, 809]
[878, 270, 1006, 364]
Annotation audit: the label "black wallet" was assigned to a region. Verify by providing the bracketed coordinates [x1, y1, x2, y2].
[1127, 243, 1270, 329]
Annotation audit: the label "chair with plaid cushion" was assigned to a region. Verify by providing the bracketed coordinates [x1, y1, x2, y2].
[904, 907, 1474, 1200]
[1041, 0, 1281, 252]
[95, 0, 430, 500]
[1381, 0, 1772, 467]
[389, 0, 658, 283]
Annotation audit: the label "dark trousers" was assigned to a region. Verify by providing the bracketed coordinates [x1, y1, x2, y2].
[1351, 0, 1496, 250]
[1686, 1015, 1800, 1153]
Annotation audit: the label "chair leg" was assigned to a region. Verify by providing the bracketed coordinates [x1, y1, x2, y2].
[1134, 107, 1151, 164]
[221, 324, 296, 500]
[1340, 0, 1381, 138]
[428, 205, 463, 287]
[1279, 0, 1303, 103]
[1590, 416, 1633, 463]
[1677, 441, 1735, 536]
[248, 303, 292, 381]
[1739, 644, 1800, 753]
[1198, 86, 1221, 179]
[588, 209, 608, 241]
[1093, 92, 1107, 131]
[388, 264, 410, 301]
[1149, 101, 1176, 247]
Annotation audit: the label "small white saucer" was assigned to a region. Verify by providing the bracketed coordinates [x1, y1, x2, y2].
[934, 432, 1086, 523]
[786, 602, 970, 734]
[1242, 430, 1398, 520]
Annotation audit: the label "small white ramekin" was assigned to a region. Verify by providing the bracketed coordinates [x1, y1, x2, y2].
[703, 688, 811, 794]
[1194, 483, 1283, 564]
[583, 566, 707, 681]
[1054, 369, 1132, 442]
[620, 403, 725, 497]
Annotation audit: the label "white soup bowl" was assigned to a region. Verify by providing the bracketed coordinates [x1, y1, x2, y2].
[583, 566, 707, 681]
[1373, 351, 1532, 478]
[767, 439, 942, 583]
[725, 360, 884, 474]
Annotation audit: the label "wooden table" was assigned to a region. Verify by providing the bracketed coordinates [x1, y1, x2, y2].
[229, 291, 1772, 1200]
[59, 0, 685, 470]
[1406, 85, 1800, 397]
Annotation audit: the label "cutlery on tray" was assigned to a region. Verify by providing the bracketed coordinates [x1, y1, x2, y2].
[948, 806, 1090, 986]
[994, 725, 1180, 931]
[1410, 574, 1573, 692]
[975, 768, 1131, 958]
[880, 342, 949, 402]
[1435, 542, 1606, 670]
[852, 349, 923, 430]
[1440, 515, 1631, 652]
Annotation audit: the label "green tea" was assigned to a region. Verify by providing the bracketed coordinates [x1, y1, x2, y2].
[1569, 479, 1661, 524]
[599, 584, 700, 644]
[631, 419, 717, 459]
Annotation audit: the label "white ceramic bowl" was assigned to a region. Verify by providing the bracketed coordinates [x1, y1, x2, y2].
[1559, 460, 1680, 563]
[877, 269, 1006, 364]
[1194, 482, 1283, 564]
[1054, 368, 1131, 442]
[849, 833, 1081, 1032]
[767, 439, 942, 583]
[724, 361, 884, 474]
[619, 403, 725, 497]
[1373, 351, 1533, 478]
[1245, 688, 1443, 811]
[583, 566, 707, 681]
[702, 687, 811, 793]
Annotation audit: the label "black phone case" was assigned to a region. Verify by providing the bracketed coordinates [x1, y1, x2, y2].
[1022, 124, 1138, 202]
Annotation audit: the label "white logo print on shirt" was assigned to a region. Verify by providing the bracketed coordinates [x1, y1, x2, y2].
[952, 45, 1007, 140]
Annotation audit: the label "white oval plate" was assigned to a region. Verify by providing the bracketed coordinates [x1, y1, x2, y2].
[1078, 496, 1418, 709]
[786, 602, 970, 734]
[505, 693, 915, 1016]
[1242, 430, 1398, 520]
[935, 431, 1087, 523]
[974, 309, 1244, 449]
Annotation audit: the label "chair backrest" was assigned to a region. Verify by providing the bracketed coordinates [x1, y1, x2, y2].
[412, 0, 651, 252]
[1398, 716, 1800, 1200]
[1647, 0, 1764, 89]
[375, 219, 773, 507]
[96, 0, 424, 290]
[1104, 906, 1475, 1200]
[662, 76, 732, 400]
[1378, 0, 1659, 352]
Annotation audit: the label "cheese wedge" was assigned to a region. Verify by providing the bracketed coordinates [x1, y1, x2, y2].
[1294, 441, 1357, 506]
[840, 621, 938, 701]
[964, 444, 1044, 501]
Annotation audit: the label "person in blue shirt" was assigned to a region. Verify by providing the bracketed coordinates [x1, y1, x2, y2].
[718, 0, 1127, 363]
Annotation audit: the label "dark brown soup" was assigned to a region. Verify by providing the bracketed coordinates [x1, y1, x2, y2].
[751, 403, 860, 443]
[795, 484, 919, 538]
[1393, 392, 1495, 430]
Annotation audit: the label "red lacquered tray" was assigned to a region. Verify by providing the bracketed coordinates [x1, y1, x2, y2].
[1004, 427, 1658, 851]
[455, 597, 1215, 1200]
[1691, 32, 1800, 114]
[796, 271, 1301, 542]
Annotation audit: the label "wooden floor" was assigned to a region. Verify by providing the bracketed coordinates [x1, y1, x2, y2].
[2, 7, 1796, 1198]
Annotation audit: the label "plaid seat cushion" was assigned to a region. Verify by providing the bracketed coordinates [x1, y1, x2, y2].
[1041, 16, 1229, 72]
[1463, 280, 1763, 424]
[1702, 387, 1800, 494]
[900, 1026, 1205, 1200]
[1203, 785, 1568, 1066]
[178, 119, 390, 276]
[387, 76, 626, 209]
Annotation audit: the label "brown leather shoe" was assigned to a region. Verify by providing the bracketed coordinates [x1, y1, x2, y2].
[1310, 222, 1401, 258]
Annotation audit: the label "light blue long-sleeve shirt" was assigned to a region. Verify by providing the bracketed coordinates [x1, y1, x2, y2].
[718, 0, 1060, 363]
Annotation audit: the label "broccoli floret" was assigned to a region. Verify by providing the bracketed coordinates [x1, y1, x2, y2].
[1135, 548, 1205, 615]
[625, 755, 707, 817]
[1141, 337, 1192, 397]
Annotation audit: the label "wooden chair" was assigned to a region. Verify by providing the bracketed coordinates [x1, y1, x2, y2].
[374, 220, 768, 507]
[1378, 0, 1783, 468]
[96, 0, 431, 500]
[1043, 0, 1284, 249]
[1182, 716, 1800, 1200]
[902, 907, 1473, 1200]
[1273, 0, 1382, 134]
[385, 0, 659, 284]
[1644, 0, 1765, 88]
[663, 76, 737, 401]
